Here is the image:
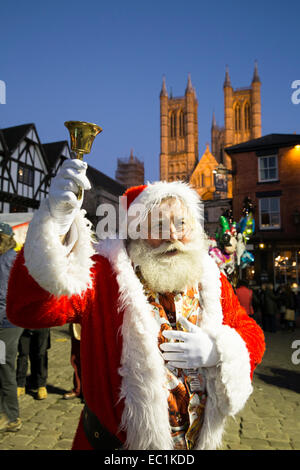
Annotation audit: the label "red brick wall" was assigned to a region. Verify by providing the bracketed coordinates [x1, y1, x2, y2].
[231, 146, 300, 240]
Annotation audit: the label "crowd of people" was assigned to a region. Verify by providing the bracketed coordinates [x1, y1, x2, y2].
[235, 279, 300, 333]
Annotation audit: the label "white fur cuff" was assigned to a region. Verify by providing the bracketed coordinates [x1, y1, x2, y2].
[24, 198, 95, 297]
[209, 325, 253, 417]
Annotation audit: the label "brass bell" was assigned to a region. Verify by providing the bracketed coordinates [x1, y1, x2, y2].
[64, 121, 103, 199]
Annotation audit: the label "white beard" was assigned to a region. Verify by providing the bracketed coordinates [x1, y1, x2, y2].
[128, 232, 206, 293]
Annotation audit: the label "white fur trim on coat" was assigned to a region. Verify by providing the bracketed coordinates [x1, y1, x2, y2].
[24, 198, 95, 297]
[97, 238, 174, 450]
[97, 240, 253, 450]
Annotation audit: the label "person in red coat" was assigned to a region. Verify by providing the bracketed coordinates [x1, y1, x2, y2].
[7, 159, 265, 450]
[236, 280, 254, 317]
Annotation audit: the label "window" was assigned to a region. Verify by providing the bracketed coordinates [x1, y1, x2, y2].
[244, 102, 251, 130]
[10, 204, 28, 213]
[259, 197, 280, 229]
[274, 250, 299, 287]
[170, 112, 177, 138]
[258, 155, 278, 182]
[234, 103, 241, 131]
[179, 111, 185, 137]
[17, 164, 34, 186]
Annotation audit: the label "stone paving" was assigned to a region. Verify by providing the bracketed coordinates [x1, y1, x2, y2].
[0, 324, 299, 450]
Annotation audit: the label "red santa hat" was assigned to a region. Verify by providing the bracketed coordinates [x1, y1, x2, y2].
[121, 180, 203, 227]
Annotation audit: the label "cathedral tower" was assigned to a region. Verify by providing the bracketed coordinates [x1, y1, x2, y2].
[159, 75, 199, 182]
[211, 62, 262, 170]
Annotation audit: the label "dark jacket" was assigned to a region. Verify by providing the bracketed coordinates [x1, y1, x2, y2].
[0, 249, 17, 327]
[282, 290, 296, 310]
[262, 288, 279, 316]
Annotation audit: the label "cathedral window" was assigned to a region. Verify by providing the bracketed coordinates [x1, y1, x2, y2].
[234, 103, 241, 131]
[179, 111, 185, 137]
[244, 102, 251, 130]
[170, 112, 177, 138]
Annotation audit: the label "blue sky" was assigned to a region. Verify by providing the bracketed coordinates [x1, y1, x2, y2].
[1, 0, 300, 182]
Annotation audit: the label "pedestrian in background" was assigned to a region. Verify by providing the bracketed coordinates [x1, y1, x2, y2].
[16, 328, 50, 400]
[0, 223, 23, 432]
[276, 284, 287, 330]
[261, 283, 279, 333]
[63, 323, 82, 401]
[236, 280, 254, 316]
[282, 284, 296, 332]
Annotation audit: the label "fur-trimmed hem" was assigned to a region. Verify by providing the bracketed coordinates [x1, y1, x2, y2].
[24, 198, 95, 297]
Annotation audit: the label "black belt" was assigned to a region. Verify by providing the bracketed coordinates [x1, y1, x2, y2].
[82, 403, 123, 450]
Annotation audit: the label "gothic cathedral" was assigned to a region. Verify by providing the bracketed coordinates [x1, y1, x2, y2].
[211, 62, 262, 170]
[159, 64, 262, 198]
[160, 75, 199, 182]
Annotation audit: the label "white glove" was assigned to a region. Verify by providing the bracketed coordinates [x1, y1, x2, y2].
[48, 159, 91, 235]
[160, 316, 219, 369]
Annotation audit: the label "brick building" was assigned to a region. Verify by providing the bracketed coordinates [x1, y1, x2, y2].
[226, 134, 300, 287]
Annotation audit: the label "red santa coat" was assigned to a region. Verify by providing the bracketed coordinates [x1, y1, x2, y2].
[7, 201, 265, 450]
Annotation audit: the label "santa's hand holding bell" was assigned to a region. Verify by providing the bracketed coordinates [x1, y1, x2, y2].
[48, 159, 91, 235]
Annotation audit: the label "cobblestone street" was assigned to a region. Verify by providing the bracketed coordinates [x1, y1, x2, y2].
[0, 324, 299, 451]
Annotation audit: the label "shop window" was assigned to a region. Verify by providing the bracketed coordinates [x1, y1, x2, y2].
[259, 197, 280, 229]
[274, 250, 299, 288]
[258, 155, 278, 182]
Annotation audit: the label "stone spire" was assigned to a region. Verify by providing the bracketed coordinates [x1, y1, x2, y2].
[223, 65, 231, 88]
[160, 75, 168, 97]
[211, 111, 217, 128]
[252, 60, 261, 83]
[185, 73, 193, 94]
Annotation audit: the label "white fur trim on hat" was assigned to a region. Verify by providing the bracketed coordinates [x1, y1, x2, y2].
[127, 180, 203, 226]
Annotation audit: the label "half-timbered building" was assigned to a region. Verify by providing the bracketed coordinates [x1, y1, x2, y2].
[0, 123, 70, 213]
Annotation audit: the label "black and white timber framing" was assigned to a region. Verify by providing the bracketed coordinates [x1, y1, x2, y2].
[0, 123, 70, 213]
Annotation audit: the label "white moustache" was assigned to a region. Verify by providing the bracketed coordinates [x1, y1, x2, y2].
[151, 239, 196, 256]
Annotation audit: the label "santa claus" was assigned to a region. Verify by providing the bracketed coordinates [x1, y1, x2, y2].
[7, 159, 265, 450]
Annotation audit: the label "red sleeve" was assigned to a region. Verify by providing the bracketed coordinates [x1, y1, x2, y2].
[220, 273, 265, 379]
[6, 249, 92, 329]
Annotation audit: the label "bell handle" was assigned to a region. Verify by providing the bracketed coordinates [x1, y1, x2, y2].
[71, 151, 84, 200]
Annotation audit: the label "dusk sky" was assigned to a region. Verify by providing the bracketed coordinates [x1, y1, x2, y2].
[1, 0, 300, 182]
